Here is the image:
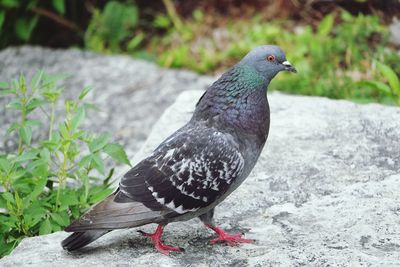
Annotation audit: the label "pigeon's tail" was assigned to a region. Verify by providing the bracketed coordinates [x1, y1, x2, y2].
[63, 194, 163, 232]
[61, 193, 164, 251]
[62, 230, 109, 251]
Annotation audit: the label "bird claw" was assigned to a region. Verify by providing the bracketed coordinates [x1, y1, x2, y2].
[206, 225, 254, 246]
[210, 232, 254, 246]
[155, 242, 184, 255]
[138, 226, 183, 255]
[137, 230, 151, 237]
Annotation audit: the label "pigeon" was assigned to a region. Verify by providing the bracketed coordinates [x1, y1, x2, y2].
[61, 45, 296, 255]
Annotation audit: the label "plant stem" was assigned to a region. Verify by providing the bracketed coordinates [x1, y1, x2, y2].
[17, 77, 28, 154]
[162, 0, 183, 32]
[56, 149, 68, 211]
[18, 105, 26, 154]
[49, 102, 55, 140]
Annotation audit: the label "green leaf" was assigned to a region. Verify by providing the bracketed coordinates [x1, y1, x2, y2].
[193, 9, 203, 22]
[58, 122, 69, 139]
[0, 196, 6, 209]
[89, 134, 109, 153]
[14, 191, 23, 210]
[101, 1, 139, 43]
[31, 70, 44, 89]
[50, 212, 69, 226]
[340, 10, 353, 22]
[103, 167, 114, 186]
[29, 176, 47, 200]
[104, 143, 131, 166]
[318, 14, 334, 36]
[52, 0, 65, 15]
[1, 192, 14, 203]
[0, 11, 4, 29]
[72, 130, 85, 139]
[80, 173, 89, 202]
[0, 158, 12, 173]
[23, 206, 47, 226]
[13, 150, 38, 163]
[58, 190, 79, 211]
[127, 33, 144, 51]
[357, 80, 391, 95]
[83, 103, 100, 111]
[0, 215, 17, 229]
[50, 222, 61, 232]
[40, 148, 50, 161]
[78, 154, 92, 168]
[23, 1, 35, 9]
[0, 239, 17, 258]
[26, 98, 48, 113]
[19, 125, 32, 146]
[91, 153, 104, 174]
[79, 86, 92, 100]
[15, 16, 39, 41]
[6, 122, 20, 135]
[42, 73, 68, 87]
[6, 99, 22, 110]
[153, 15, 171, 29]
[39, 218, 52, 235]
[0, 81, 9, 89]
[0, 0, 20, 8]
[42, 140, 60, 151]
[0, 89, 16, 96]
[30, 159, 49, 178]
[8, 168, 26, 182]
[89, 187, 113, 203]
[59, 211, 70, 225]
[70, 106, 85, 131]
[376, 62, 400, 94]
[25, 119, 42, 127]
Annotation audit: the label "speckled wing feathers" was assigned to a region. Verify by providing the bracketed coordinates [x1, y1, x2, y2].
[118, 125, 244, 216]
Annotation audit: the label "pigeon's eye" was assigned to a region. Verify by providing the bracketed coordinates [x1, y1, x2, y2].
[266, 55, 275, 62]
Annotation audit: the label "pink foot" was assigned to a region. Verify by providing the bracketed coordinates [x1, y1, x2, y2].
[138, 225, 183, 255]
[153, 240, 182, 255]
[206, 225, 255, 246]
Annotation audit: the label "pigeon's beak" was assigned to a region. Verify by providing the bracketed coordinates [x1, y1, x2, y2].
[282, 61, 297, 73]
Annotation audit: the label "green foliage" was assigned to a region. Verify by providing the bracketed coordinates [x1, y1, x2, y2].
[85, 1, 141, 53]
[0, 72, 130, 257]
[1, 1, 399, 105]
[148, 11, 400, 105]
[358, 62, 400, 105]
[0, 0, 66, 45]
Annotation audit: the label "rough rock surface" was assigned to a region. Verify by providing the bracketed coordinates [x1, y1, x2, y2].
[0, 46, 213, 156]
[390, 18, 400, 47]
[1, 87, 400, 266]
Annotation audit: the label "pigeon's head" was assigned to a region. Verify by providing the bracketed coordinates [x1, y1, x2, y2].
[240, 45, 297, 81]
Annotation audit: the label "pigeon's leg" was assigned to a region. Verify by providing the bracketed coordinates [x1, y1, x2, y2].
[199, 209, 255, 246]
[138, 224, 183, 255]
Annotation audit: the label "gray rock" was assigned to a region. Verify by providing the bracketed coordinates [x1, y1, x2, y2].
[0, 46, 213, 156]
[390, 18, 400, 47]
[1, 89, 399, 266]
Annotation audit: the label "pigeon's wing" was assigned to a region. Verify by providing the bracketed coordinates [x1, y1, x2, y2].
[119, 126, 245, 216]
[65, 126, 244, 231]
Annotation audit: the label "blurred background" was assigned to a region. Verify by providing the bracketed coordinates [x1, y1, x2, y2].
[1, 0, 400, 105]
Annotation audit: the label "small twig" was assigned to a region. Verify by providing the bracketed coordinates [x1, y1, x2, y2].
[48, 102, 55, 140]
[30, 6, 84, 36]
[162, 0, 183, 32]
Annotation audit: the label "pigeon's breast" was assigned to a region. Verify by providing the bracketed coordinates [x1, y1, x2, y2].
[223, 90, 270, 145]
